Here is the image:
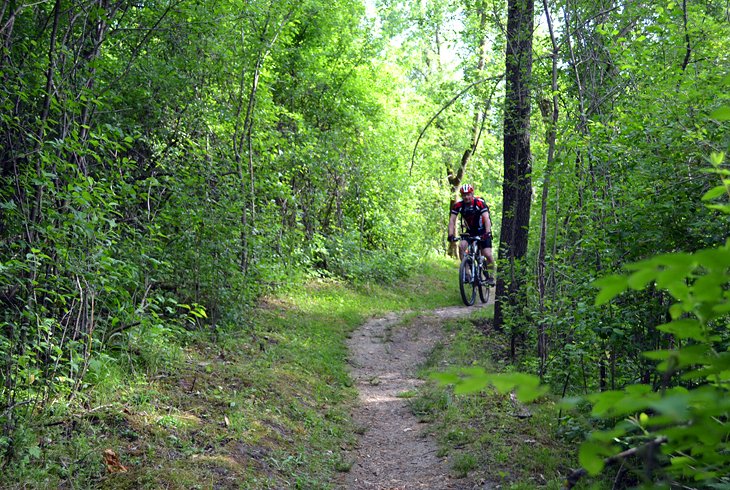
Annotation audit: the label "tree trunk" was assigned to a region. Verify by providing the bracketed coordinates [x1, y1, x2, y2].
[494, 0, 534, 340]
[537, 0, 559, 376]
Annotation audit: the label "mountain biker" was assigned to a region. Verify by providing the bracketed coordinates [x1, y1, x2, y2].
[448, 184, 496, 286]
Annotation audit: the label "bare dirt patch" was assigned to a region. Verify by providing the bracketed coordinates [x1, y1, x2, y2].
[337, 302, 493, 489]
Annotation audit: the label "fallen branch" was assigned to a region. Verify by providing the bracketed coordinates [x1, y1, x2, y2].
[565, 436, 668, 489]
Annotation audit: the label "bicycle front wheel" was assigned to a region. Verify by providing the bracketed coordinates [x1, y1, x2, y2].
[459, 255, 477, 306]
[478, 266, 491, 304]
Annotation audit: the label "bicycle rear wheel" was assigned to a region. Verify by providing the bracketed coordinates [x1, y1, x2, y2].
[459, 255, 477, 306]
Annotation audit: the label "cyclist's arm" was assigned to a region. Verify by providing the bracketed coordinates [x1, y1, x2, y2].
[448, 213, 458, 237]
[481, 209, 492, 235]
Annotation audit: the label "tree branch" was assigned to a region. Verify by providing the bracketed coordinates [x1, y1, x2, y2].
[410, 75, 503, 176]
[565, 436, 668, 489]
[680, 0, 692, 71]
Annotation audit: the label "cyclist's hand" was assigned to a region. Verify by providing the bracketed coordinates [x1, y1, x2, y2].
[481, 232, 492, 241]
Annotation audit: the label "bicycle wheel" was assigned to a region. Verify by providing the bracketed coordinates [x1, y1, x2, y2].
[478, 266, 491, 304]
[459, 255, 477, 306]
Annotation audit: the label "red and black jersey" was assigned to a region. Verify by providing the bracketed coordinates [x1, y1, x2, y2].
[451, 197, 490, 235]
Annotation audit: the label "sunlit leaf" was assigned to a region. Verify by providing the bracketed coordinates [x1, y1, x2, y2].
[706, 203, 730, 214]
[710, 106, 730, 121]
[709, 152, 726, 166]
[656, 319, 705, 341]
[650, 393, 690, 421]
[587, 390, 624, 416]
[454, 374, 489, 394]
[702, 185, 727, 201]
[430, 371, 460, 385]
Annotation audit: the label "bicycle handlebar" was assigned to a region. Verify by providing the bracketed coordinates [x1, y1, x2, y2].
[449, 234, 486, 243]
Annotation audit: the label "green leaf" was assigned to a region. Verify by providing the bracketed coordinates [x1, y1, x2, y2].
[588, 390, 624, 416]
[649, 392, 690, 420]
[702, 185, 727, 201]
[627, 268, 656, 290]
[593, 274, 628, 305]
[579, 441, 607, 476]
[669, 303, 686, 319]
[709, 152, 726, 166]
[450, 367, 491, 394]
[674, 344, 713, 368]
[431, 371, 460, 385]
[712, 301, 730, 314]
[454, 375, 489, 394]
[588, 426, 627, 442]
[515, 383, 549, 402]
[694, 248, 730, 270]
[658, 270, 690, 301]
[490, 373, 546, 402]
[671, 456, 694, 468]
[625, 384, 652, 395]
[653, 252, 695, 268]
[656, 319, 705, 341]
[706, 204, 730, 214]
[710, 106, 730, 121]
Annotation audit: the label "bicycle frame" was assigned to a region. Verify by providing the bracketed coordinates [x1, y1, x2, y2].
[457, 234, 490, 306]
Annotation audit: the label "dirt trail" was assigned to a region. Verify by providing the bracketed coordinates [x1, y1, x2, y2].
[338, 302, 492, 490]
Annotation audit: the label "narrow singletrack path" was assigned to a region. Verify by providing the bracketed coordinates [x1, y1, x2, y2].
[338, 302, 492, 489]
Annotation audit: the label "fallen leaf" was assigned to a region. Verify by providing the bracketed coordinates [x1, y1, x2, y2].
[102, 449, 128, 473]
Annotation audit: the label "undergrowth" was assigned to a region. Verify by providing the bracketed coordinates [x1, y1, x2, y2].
[410, 307, 610, 489]
[0, 256, 459, 489]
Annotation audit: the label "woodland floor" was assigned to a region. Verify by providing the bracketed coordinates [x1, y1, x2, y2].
[336, 302, 494, 490]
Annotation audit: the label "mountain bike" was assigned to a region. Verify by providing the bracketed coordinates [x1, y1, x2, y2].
[454, 234, 492, 306]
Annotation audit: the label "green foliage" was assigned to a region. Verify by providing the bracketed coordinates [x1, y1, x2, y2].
[432, 368, 548, 401]
[503, 12, 730, 485]
[577, 161, 730, 485]
[0, 0, 465, 468]
[451, 452, 478, 477]
[421, 315, 580, 487]
[434, 133, 730, 484]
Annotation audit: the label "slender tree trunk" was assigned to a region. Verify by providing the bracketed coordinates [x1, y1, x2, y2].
[29, 0, 62, 241]
[233, 4, 297, 273]
[537, 0, 559, 376]
[494, 0, 534, 342]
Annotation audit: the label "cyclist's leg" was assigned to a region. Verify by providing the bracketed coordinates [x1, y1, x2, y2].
[481, 247, 495, 285]
[482, 247, 495, 267]
[460, 240, 472, 280]
[479, 234, 496, 285]
[459, 240, 468, 260]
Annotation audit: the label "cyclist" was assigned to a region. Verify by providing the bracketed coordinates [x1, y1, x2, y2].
[448, 183, 496, 286]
